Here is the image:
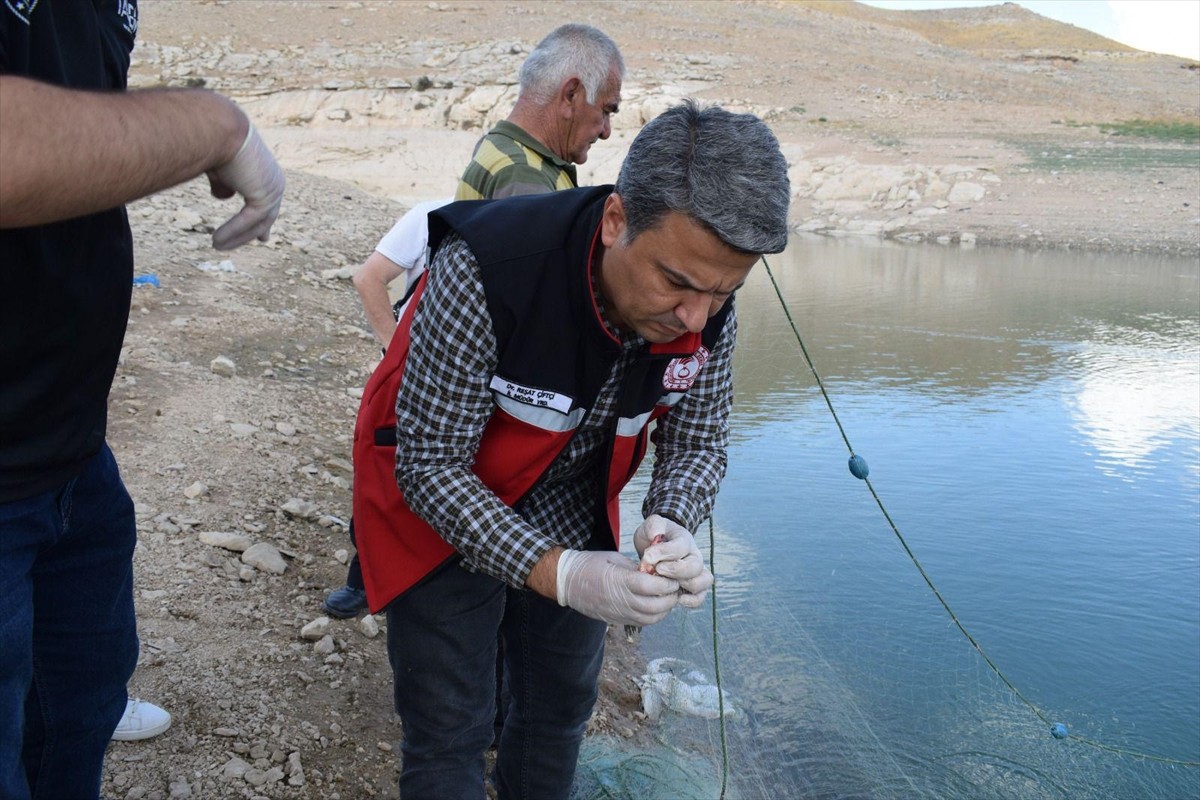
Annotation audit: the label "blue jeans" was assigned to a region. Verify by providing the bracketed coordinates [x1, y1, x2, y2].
[386, 563, 607, 800]
[0, 444, 138, 800]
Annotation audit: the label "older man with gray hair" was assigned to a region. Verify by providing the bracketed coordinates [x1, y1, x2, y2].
[455, 23, 624, 200]
[352, 100, 789, 799]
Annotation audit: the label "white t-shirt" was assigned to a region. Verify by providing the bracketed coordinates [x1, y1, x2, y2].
[374, 197, 454, 277]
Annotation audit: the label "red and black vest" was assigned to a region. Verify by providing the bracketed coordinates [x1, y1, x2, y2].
[352, 187, 732, 611]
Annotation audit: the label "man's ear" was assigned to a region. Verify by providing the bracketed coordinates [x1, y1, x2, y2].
[601, 193, 625, 248]
[560, 77, 584, 118]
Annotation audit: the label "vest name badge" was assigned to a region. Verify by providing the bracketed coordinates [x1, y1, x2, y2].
[662, 347, 711, 391]
[489, 375, 574, 414]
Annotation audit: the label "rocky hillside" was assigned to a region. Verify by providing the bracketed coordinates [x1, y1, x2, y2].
[129, 0, 1199, 254]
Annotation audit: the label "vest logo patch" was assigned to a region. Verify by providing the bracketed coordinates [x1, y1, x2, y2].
[663, 347, 711, 391]
[490, 375, 573, 414]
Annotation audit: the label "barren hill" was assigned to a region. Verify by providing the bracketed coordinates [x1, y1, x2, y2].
[803, 0, 1139, 53]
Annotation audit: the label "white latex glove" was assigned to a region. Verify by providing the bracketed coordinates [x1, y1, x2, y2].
[633, 514, 714, 608]
[207, 122, 285, 251]
[556, 549, 680, 627]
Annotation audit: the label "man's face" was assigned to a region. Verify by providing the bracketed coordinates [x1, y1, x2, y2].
[564, 69, 621, 165]
[597, 195, 758, 343]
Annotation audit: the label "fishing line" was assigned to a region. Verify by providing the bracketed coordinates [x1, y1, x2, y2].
[741, 253, 1200, 769]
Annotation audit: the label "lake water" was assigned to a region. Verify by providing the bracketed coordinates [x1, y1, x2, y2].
[619, 237, 1200, 800]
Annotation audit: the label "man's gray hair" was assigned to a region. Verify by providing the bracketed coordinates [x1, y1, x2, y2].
[615, 100, 791, 254]
[519, 24, 624, 105]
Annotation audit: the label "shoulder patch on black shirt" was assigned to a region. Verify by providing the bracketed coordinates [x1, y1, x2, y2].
[4, 0, 41, 25]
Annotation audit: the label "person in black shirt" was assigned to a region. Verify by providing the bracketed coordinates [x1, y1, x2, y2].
[0, 2, 285, 798]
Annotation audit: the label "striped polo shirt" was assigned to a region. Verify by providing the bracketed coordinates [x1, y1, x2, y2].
[454, 120, 578, 200]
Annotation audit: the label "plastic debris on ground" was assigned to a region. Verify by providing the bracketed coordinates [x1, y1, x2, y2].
[636, 657, 740, 721]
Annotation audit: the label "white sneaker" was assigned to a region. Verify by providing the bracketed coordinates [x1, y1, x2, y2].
[111, 698, 172, 741]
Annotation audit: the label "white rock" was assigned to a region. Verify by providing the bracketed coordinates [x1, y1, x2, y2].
[275, 422, 297, 437]
[334, 548, 349, 565]
[229, 423, 259, 438]
[947, 181, 986, 204]
[286, 751, 305, 787]
[280, 498, 320, 520]
[313, 634, 336, 655]
[300, 616, 331, 641]
[183, 481, 208, 499]
[198, 530, 253, 552]
[210, 356, 237, 377]
[173, 209, 204, 231]
[358, 615, 380, 639]
[242, 542, 287, 574]
[220, 757, 250, 779]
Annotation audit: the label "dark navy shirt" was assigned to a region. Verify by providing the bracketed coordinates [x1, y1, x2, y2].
[0, 0, 139, 501]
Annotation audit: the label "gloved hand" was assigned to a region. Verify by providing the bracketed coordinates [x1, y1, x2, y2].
[556, 549, 680, 627]
[207, 121, 285, 251]
[633, 514, 714, 608]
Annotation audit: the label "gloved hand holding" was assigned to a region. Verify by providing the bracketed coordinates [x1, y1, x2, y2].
[207, 121, 285, 251]
[633, 514, 714, 608]
[556, 549, 680, 627]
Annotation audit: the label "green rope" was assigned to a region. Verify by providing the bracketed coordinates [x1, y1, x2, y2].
[758, 254, 1200, 769]
[708, 516, 730, 798]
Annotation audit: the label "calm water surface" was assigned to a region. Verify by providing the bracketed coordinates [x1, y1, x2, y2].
[625, 238, 1200, 799]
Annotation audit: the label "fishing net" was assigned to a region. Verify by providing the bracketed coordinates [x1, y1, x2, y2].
[588, 240, 1199, 800]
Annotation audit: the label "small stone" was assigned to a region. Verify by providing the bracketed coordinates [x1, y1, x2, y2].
[210, 356, 237, 377]
[286, 751, 305, 787]
[358, 615, 380, 639]
[280, 498, 320, 520]
[220, 757, 250, 779]
[333, 549, 349, 565]
[183, 481, 208, 499]
[199, 530, 253, 552]
[313, 634, 336, 655]
[300, 616, 331, 640]
[275, 422, 297, 437]
[242, 542, 287, 574]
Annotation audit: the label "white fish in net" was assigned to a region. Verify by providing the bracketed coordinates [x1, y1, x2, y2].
[637, 657, 741, 721]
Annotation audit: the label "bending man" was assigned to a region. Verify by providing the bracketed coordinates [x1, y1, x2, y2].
[353, 100, 790, 799]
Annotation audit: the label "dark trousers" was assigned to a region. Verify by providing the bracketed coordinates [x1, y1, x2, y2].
[0, 444, 139, 800]
[386, 563, 607, 800]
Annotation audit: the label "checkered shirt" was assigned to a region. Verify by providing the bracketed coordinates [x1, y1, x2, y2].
[394, 233, 736, 588]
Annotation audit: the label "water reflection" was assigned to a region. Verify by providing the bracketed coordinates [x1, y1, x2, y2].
[630, 237, 1200, 800]
[1068, 322, 1200, 478]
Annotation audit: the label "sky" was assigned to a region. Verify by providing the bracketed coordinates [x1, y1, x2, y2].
[858, 0, 1200, 60]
